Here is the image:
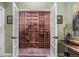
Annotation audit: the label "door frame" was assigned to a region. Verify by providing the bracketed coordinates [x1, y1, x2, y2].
[19, 9, 50, 11]
[13, 2, 19, 56]
[0, 6, 5, 56]
[18, 9, 50, 54]
[50, 3, 57, 57]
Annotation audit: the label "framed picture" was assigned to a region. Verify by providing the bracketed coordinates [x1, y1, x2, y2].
[7, 15, 13, 24]
[57, 15, 63, 24]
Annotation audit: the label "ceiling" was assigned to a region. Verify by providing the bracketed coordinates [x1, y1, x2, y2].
[15, 2, 54, 10]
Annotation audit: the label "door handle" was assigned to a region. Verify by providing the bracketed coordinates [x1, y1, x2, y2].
[11, 37, 17, 39]
[52, 36, 58, 39]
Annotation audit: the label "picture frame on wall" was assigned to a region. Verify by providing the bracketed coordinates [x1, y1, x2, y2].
[57, 15, 63, 24]
[7, 15, 13, 24]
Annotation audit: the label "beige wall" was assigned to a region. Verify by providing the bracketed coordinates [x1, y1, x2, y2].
[4, 2, 13, 53]
[0, 2, 13, 53]
[57, 2, 74, 55]
[0, 3, 5, 8]
[57, 2, 74, 40]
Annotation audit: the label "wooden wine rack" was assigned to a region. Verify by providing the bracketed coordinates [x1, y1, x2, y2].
[19, 11, 50, 49]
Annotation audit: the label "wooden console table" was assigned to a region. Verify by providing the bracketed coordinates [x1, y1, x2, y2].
[58, 40, 79, 57]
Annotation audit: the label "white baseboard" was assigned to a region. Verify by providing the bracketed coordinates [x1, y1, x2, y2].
[3, 53, 13, 57]
[58, 53, 64, 57]
[5, 53, 12, 55]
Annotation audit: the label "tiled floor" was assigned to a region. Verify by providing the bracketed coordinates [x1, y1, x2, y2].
[19, 48, 50, 57]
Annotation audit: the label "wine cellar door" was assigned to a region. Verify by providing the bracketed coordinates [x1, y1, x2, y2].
[19, 11, 50, 56]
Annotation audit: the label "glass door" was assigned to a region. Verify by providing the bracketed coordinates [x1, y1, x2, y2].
[19, 11, 50, 56]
